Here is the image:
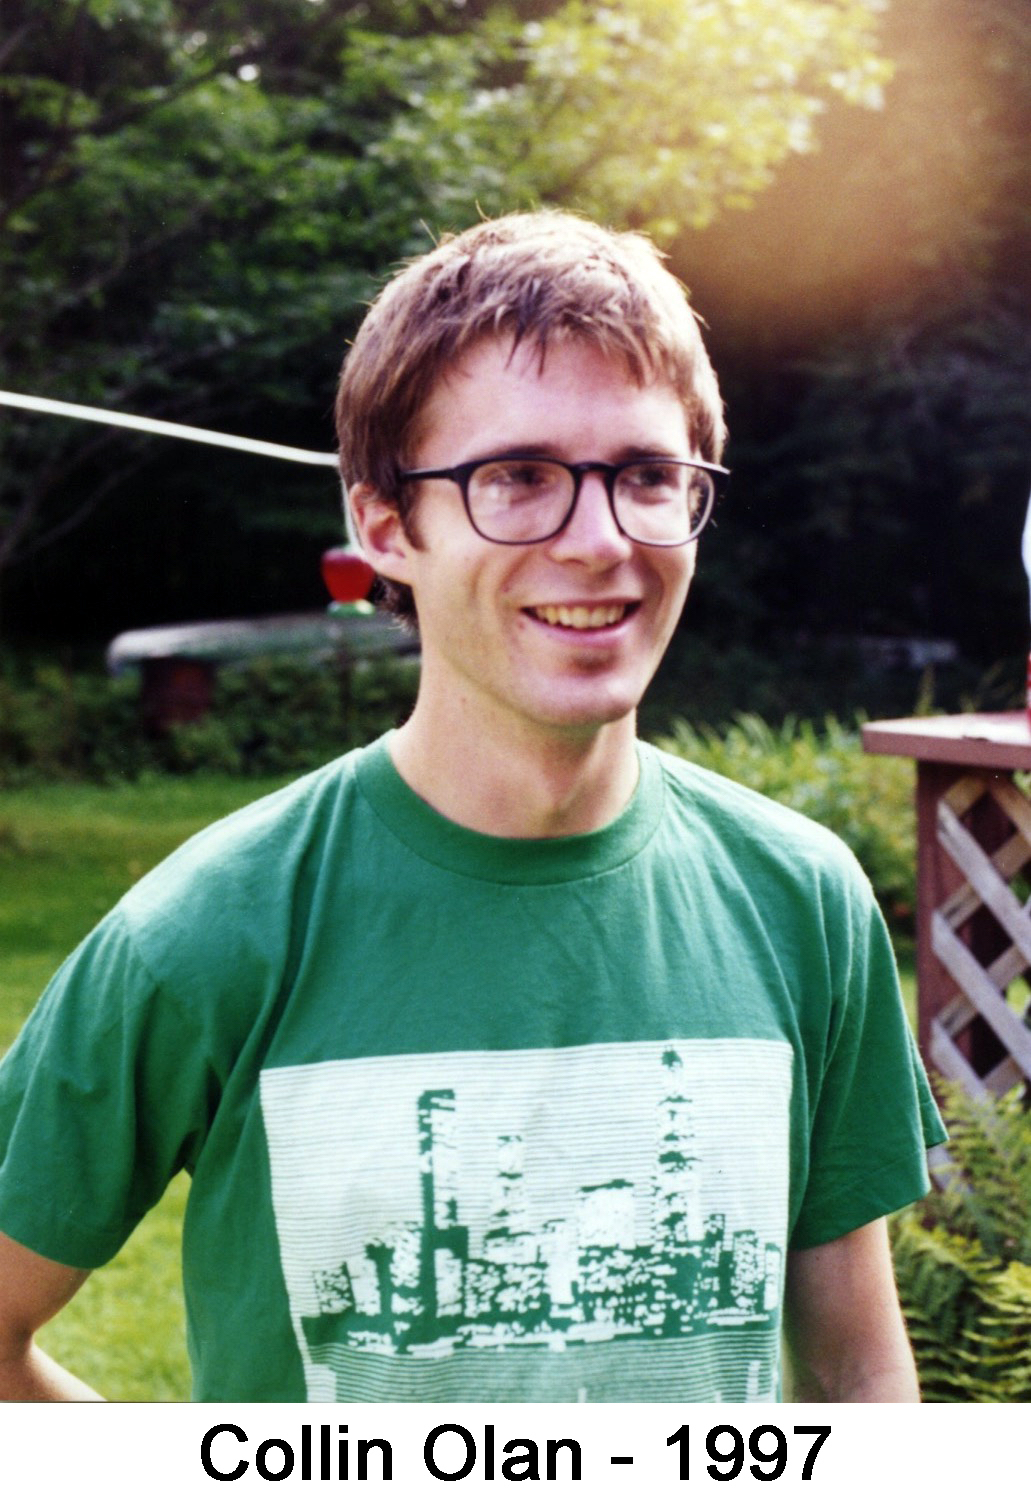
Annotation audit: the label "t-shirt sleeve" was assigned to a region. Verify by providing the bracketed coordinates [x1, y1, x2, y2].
[789, 860, 946, 1250]
[0, 909, 216, 1268]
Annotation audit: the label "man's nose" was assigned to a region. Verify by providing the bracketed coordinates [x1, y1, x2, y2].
[547, 471, 632, 565]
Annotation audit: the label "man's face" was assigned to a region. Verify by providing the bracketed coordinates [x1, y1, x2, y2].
[382, 335, 699, 743]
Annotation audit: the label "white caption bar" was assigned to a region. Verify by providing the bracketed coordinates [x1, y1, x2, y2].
[4, 1402, 1026, 1500]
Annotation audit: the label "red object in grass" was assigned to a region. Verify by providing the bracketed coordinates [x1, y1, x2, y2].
[321, 546, 376, 604]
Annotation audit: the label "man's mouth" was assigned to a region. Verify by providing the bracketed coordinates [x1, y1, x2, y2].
[527, 602, 636, 630]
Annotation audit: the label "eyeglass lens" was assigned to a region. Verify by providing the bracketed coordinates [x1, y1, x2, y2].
[468, 459, 713, 544]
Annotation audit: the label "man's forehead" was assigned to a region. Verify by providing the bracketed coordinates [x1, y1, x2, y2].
[451, 327, 655, 381]
[406, 333, 689, 475]
[417, 330, 666, 427]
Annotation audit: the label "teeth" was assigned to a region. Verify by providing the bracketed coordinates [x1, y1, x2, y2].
[533, 603, 627, 629]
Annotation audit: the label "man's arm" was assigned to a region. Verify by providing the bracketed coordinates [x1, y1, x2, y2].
[0, 1230, 102, 1400]
[784, 1217, 920, 1401]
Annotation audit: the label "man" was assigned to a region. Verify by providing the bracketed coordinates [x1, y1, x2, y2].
[0, 210, 943, 1402]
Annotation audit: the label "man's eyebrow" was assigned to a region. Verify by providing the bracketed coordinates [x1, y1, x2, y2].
[468, 445, 561, 462]
[612, 444, 690, 462]
[468, 444, 691, 463]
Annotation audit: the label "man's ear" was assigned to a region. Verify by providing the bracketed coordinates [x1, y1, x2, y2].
[348, 483, 415, 586]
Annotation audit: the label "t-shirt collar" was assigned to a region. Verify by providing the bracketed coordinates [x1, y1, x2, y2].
[355, 733, 664, 884]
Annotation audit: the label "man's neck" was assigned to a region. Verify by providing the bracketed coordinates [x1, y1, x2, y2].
[389, 705, 640, 838]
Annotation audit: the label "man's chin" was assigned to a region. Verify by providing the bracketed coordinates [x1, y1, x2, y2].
[531, 688, 643, 738]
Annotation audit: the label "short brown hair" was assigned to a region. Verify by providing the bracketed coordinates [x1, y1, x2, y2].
[336, 210, 726, 625]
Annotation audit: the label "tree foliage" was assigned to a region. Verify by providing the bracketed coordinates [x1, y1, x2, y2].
[674, 0, 1031, 662]
[0, 0, 893, 614]
[373, 0, 893, 240]
[768, 0, 1031, 653]
[760, 305, 1031, 650]
[0, 0, 487, 582]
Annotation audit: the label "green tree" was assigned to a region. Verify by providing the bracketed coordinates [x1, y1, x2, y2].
[0, 0, 483, 591]
[0, 0, 893, 622]
[472, 0, 893, 239]
[665, 0, 1031, 666]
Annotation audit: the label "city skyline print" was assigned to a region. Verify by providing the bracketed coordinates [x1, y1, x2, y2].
[261, 1037, 793, 1402]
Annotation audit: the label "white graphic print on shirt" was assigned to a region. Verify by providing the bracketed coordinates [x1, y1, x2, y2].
[261, 1038, 792, 1401]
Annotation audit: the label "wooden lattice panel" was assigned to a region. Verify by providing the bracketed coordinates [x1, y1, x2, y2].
[930, 773, 1031, 1097]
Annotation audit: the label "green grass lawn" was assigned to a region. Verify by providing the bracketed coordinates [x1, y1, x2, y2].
[1, 771, 920, 1400]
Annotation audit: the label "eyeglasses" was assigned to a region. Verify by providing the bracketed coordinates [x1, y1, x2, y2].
[398, 455, 728, 547]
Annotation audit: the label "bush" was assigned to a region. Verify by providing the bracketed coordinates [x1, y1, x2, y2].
[892, 1081, 1031, 1402]
[658, 712, 916, 929]
[169, 654, 420, 777]
[0, 654, 420, 784]
[0, 662, 152, 783]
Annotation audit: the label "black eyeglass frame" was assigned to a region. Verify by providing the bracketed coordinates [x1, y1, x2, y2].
[397, 455, 729, 547]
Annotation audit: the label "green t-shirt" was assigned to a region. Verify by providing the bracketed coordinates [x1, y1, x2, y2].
[0, 736, 943, 1401]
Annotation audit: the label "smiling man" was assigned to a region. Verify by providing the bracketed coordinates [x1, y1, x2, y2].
[0, 211, 943, 1402]
[355, 335, 700, 837]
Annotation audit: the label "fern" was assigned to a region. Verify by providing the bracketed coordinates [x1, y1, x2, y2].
[930, 1082, 1031, 1264]
[891, 1081, 1031, 1402]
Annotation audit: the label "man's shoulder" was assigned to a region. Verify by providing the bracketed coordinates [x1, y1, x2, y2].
[135, 746, 360, 883]
[649, 742, 864, 882]
[116, 740, 381, 973]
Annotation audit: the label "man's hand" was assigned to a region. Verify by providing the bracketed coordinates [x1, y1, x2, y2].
[0, 1230, 102, 1400]
[784, 1217, 920, 1401]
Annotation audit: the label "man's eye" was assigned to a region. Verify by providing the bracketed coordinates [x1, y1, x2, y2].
[621, 462, 683, 493]
[478, 461, 556, 491]
[507, 463, 552, 487]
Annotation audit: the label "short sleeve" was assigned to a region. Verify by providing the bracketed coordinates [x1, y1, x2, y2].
[0, 910, 215, 1267]
[789, 864, 946, 1250]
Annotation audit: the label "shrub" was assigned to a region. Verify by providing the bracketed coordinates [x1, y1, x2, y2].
[892, 1081, 1031, 1402]
[0, 661, 153, 783]
[176, 654, 420, 777]
[658, 713, 916, 928]
[0, 654, 419, 784]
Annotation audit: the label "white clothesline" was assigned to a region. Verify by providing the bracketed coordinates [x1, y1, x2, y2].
[0, 389, 339, 468]
[0, 387, 369, 549]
